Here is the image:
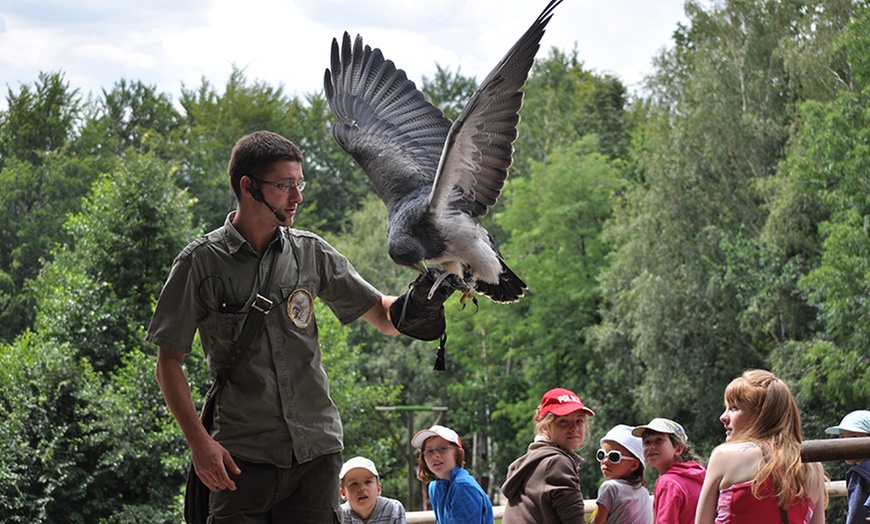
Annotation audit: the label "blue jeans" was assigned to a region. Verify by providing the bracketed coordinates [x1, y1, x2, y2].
[208, 452, 342, 523]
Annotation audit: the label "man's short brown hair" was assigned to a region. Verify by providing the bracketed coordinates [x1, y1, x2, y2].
[227, 131, 303, 197]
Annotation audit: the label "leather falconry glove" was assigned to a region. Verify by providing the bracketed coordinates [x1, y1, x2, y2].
[390, 268, 461, 342]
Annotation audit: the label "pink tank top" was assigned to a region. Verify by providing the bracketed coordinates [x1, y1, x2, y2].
[716, 479, 814, 524]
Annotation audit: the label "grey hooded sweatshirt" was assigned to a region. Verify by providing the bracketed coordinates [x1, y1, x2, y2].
[501, 441, 586, 524]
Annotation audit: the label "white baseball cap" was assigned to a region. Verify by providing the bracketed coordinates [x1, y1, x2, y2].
[339, 456, 379, 481]
[411, 424, 463, 450]
[601, 424, 645, 466]
[632, 418, 689, 445]
[825, 410, 870, 436]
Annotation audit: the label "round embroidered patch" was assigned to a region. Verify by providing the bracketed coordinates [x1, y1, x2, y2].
[287, 288, 313, 329]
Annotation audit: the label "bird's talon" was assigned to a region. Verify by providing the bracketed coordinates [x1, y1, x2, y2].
[428, 270, 454, 299]
[457, 285, 477, 309]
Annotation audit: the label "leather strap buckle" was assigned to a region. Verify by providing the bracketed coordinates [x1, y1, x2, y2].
[252, 294, 273, 314]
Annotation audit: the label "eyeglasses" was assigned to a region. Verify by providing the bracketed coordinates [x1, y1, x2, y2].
[596, 449, 636, 464]
[423, 445, 453, 457]
[251, 176, 306, 193]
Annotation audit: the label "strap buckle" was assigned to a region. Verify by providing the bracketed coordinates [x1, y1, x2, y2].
[252, 294, 273, 314]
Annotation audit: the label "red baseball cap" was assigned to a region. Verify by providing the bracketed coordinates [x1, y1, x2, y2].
[538, 388, 595, 417]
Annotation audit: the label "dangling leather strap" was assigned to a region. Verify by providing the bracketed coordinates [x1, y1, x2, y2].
[215, 243, 280, 385]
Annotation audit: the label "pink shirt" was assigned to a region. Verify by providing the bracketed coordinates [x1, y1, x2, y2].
[653, 461, 706, 524]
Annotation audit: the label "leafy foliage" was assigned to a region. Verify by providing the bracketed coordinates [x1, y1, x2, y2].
[0, 74, 90, 341]
[32, 150, 199, 373]
[0, 333, 104, 523]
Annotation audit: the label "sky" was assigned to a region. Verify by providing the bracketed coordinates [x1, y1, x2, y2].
[0, 0, 689, 110]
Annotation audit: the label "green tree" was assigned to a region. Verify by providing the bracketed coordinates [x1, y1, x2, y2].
[0, 73, 90, 341]
[32, 151, 199, 372]
[484, 138, 624, 490]
[0, 333, 104, 523]
[178, 67, 296, 230]
[316, 298, 405, 500]
[595, 0, 815, 450]
[0, 148, 201, 522]
[517, 48, 629, 170]
[764, 78, 870, 430]
[177, 68, 374, 236]
[289, 92, 375, 236]
[0, 71, 80, 169]
[421, 65, 478, 121]
[76, 79, 183, 162]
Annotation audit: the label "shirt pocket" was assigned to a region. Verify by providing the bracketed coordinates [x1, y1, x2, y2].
[202, 308, 248, 348]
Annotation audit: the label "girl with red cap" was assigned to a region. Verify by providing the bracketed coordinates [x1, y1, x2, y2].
[501, 387, 595, 523]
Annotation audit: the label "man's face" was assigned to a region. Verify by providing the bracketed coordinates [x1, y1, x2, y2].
[251, 160, 304, 227]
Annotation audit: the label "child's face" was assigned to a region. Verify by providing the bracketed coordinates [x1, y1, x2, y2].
[340, 468, 381, 519]
[423, 436, 458, 480]
[642, 431, 683, 473]
[839, 430, 870, 465]
[599, 441, 640, 481]
[548, 410, 587, 450]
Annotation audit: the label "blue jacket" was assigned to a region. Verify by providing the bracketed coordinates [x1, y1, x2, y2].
[846, 460, 870, 524]
[428, 467, 494, 524]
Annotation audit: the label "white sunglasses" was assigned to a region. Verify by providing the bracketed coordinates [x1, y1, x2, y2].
[596, 449, 636, 464]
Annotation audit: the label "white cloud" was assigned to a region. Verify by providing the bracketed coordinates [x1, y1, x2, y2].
[0, 0, 689, 108]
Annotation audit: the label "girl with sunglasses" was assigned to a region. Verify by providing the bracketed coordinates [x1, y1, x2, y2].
[501, 388, 595, 523]
[590, 424, 653, 524]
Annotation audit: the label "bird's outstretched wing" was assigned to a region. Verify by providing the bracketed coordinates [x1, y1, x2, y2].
[324, 33, 452, 214]
[428, 0, 564, 218]
[323, 1, 563, 305]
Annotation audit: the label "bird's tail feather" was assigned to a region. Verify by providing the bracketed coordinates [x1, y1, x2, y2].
[475, 258, 526, 303]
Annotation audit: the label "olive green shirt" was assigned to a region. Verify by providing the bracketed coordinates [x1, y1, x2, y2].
[146, 214, 381, 466]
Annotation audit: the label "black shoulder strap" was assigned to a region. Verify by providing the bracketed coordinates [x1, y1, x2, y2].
[216, 244, 280, 384]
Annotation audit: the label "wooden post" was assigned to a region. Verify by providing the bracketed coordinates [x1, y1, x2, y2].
[375, 405, 448, 510]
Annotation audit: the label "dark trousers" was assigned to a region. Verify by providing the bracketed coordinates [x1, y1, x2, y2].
[207, 452, 342, 523]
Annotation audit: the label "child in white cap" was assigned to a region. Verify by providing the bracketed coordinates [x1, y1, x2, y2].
[338, 456, 406, 524]
[632, 418, 705, 524]
[590, 424, 653, 524]
[825, 410, 870, 524]
[412, 425, 493, 524]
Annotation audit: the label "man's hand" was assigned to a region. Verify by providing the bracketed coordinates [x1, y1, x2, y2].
[156, 349, 242, 490]
[390, 268, 462, 341]
[191, 436, 241, 491]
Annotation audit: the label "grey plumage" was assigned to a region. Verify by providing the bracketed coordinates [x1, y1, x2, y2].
[324, 0, 564, 303]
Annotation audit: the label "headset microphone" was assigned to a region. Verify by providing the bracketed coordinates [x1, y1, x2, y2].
[251, 188, 287, 222]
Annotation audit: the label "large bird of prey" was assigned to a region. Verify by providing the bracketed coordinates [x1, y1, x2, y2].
[324, 0, 564, 303]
